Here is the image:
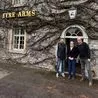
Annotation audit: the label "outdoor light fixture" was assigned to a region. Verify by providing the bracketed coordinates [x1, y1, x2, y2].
[68, 6, 77, 19]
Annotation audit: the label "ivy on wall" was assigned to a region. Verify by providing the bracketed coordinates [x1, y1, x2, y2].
[0, 0, 98, 67]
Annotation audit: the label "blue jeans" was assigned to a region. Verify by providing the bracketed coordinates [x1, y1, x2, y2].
[56, 58, 65, 74]
[68, 59, 76, 77]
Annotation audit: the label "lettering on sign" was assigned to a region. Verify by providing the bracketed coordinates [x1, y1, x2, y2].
[2, 10, 36, 18]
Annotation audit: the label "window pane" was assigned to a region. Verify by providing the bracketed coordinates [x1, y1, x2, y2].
[72, 34, 76, 36]
[20, 36, 24, 41]
[14, 28, 19, 35]
[14, 36, 19, 49]
[20, 29, 24, 35]
[77, 31, 82, 36]
[20, 36, 24, 49]
[14, 0, 21, 4]
[66, 32, 71, 36]
[20, 44, 24, 49]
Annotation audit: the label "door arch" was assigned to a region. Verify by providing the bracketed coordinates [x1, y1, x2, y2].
[61, 25, 88, 43]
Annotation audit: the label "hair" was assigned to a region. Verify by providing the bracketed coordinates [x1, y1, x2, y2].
[77, 37, 83, 41]
[70, 41, 74, 44]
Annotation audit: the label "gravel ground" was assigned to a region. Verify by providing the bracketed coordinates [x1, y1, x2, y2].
[0, 63, 97, 98]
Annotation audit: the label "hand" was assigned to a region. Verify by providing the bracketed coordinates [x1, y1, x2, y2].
[88, 59, 90, 62]
[69, 57, 73, 60]
[68, 57, 71, 60]
[71, 58, 74, 60]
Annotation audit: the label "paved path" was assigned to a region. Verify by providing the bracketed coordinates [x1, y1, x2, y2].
[0, 63, 98, 98]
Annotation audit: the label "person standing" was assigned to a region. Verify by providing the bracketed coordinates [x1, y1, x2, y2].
[68, 41, 79, 80]
[55, 39, 66, 78]
[77, 38, 93, 86]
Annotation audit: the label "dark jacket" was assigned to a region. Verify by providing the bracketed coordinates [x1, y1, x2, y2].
[57, 42, 66, 60]
[68, 46, 79, 58]
[78, 42, 90, 59]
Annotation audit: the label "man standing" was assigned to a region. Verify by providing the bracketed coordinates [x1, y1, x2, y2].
[77, 38, 92, 86]
[55, 39, 66, 78]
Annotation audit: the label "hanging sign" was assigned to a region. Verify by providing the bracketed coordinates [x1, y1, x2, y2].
[68, 7, 77, 19]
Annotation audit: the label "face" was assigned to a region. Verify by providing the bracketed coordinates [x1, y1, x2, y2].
[70, 41, 74, 47]
[60, 39, 64, 43]
[77, 38, 83, 45]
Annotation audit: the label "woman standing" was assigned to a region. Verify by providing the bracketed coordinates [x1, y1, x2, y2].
[68, 41, 79, 79]
[55, 39, 66, 78]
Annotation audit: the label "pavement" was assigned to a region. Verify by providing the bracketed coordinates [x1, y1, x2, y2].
[0, 63, 97, 98]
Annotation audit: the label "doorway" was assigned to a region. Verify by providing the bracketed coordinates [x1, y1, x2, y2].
[61, 25, 88, 74]
[65, 38, 81, 73]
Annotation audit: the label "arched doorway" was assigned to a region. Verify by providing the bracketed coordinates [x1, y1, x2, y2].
[61, 25, 88, 73]
[61, 25, 88, 42]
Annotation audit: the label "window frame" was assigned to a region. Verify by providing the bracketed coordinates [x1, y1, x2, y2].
[12, 0, 24, 7]
[8, 27, 27, 54]
[12, 27, 26, 52]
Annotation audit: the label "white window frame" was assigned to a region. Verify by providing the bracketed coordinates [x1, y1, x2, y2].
[8, 28, 26, 54]
[12, 0, 24, 7]
[61, 25, 88, 43]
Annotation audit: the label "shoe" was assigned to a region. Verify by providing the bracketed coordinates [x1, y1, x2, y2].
[61, 73, 65, 77]
[89, 82, 92, 86]
[56, 73, 59, 78]
[80, 77, 85, 82]
[68, 76, 71, 79]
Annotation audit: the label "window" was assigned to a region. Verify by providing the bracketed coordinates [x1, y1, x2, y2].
[13, 28, 26, 51]
[14, 0, 21, 5]
[12, 0, 24, 7]
[8, 28, 26, 53]
[66, 27, 82, 36]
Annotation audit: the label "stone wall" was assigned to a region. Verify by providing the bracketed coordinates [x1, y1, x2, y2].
[0, 0, 98, 70]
